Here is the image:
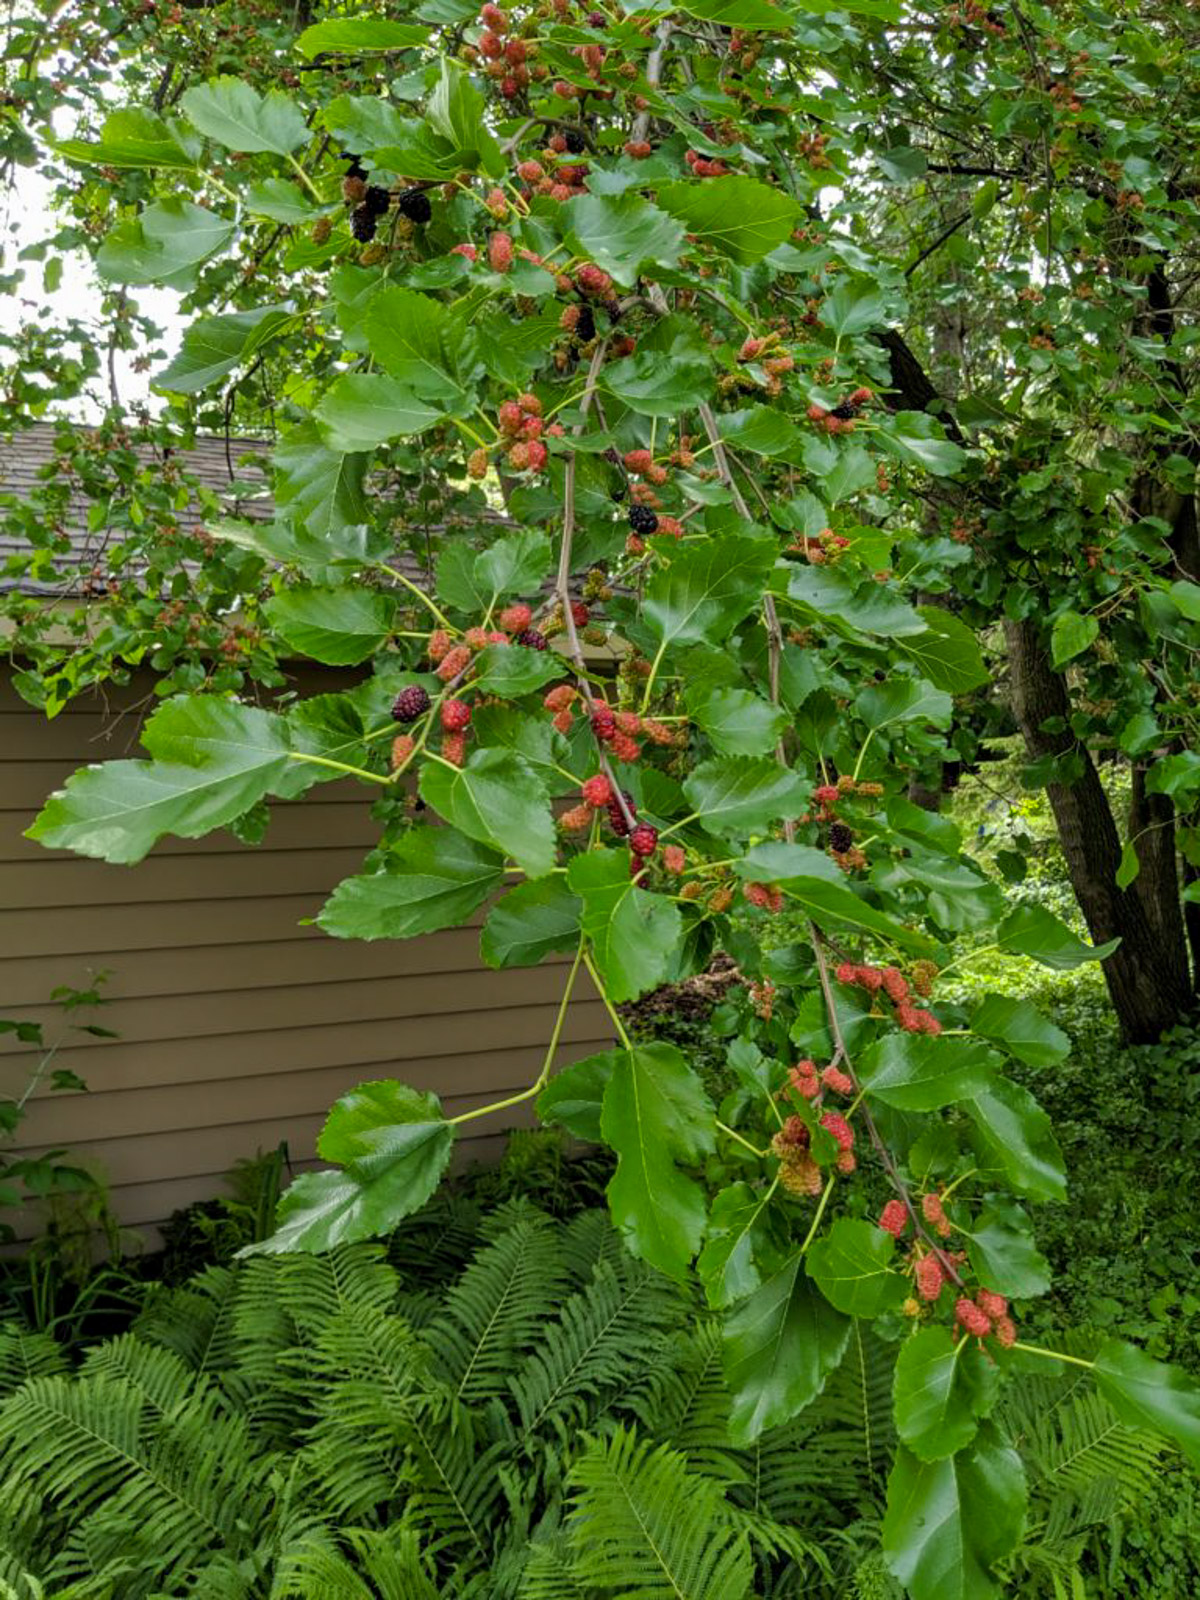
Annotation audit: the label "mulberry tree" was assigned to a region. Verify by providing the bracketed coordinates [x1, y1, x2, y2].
[11, 0, 1200, 1593]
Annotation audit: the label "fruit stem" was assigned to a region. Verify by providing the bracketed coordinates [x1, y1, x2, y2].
[716, 1119, 767, 1158]
[286, 154, 323, 202]
[1012, 1342, 1096, 1371]
[285, 751, 391, 786]
[379, 563, 456, 631]
[451, 938, 586, 1125]
[585, 951, 633, 1049]
[798, 1173, 837, 1254]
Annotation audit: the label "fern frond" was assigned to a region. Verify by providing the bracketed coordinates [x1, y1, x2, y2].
[0, 1374, 272, 1592]
[810, 1320, 896, 1492]
[386, 1194, 483, 1285]
[565, 1425, 754, 1599]
[425, 1214, 569, 1403]
[557, 1209, 625, 1287]
[272, 1524, 440, 1600]
[0, 1325, 68, 1397]
[133, 1267, 241, 1380]
[623, 1321, 743, 1481]
[298, 1304, 434, 1518]
[78, 1335, 211, 1418]
[517, 1533, 589, 1600]
[508, 1257, 685, 1443]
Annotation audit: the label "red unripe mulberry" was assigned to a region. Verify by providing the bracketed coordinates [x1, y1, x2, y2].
[480, 3, 507, 28]
[441, 699, 472, 731]
[882, 966, 909, 1002]
[581, 774, 614, 808]
[499, 603, 533, 633]
[576, 262, 613, 296]
[436, 646, 473, 681]
[663, 844, 686, 873]
[956, 1298, 992, 1338]
[977, 1289, 1008, 1320]
[743, 881, 783, 913]
[427, 629, 453, 663]
[467, 447, 489, 480]
[610, 730, 641, 763]
[915, 1254, 945, 1303]
[922, 1192, 952, 1238]
[835, 961, 858, 985]
[820, 1111, 854, 1152]
[479, 29, 504, 57]
[994, 1315, 1017, 1347]
[559, 803, 592, 832]
[880, 1199, 909, 1238]
[526, 439, 548, 471]
[623, 448, 653, 474]
[488, 231, 514, 271]
[518, 159, 545, 182]
[822, 1064, 854, 1095]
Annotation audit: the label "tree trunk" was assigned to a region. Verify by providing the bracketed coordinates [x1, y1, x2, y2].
[1005, 618, 1194, 1042]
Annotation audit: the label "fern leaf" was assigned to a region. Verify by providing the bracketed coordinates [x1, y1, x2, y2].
[133, 1267, 241, 1380]
[0, 1326, 68, 1398]
[508, 1257, 685, 1442]
[424, 1214, 570, 1404]
[566, 1425, 754, 1599]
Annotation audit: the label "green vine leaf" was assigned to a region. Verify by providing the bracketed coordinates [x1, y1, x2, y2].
[25, 699, 292, 865]
[857, 1035, 999, 1112]
[419, 750, 556, 878]
[1094, 1341, 1200, 1469]
[181, 77, 309, 154]
[722, 1252, 851, 1443]
[600, 1043, 715, 1280]
[806, 1218, 909, 1318]
[567, 849, 682, 1003]
[893, 1327, 1000, 1462]
[246, 1082, 454, 1254]
[883, 1423, 1027, 1600]
[319, 828, 505, 941]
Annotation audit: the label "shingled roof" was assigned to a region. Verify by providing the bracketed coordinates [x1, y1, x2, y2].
[0, 423, 272, 597]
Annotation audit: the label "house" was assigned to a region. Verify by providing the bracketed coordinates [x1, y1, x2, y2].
[0, 424, 610, 1240]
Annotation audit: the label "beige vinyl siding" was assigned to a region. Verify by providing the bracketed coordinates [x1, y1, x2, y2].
[0, 672, 611, 1237]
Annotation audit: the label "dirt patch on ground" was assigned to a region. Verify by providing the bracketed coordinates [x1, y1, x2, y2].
[617, 950, 744, 1028]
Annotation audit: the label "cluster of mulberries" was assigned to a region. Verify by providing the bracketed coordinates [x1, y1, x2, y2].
[806, 387, 873, 435]
[811, 782, 870, 870]
[789, 1057, 854, 1106]
[685, 146, 729, 178]
[743, 881, 784, 913]
[789, 527, 851, 566]
[956, 1290, 1016, 1345]
[770, 1117, 823, 1197]
[834, 961, 942, 1035]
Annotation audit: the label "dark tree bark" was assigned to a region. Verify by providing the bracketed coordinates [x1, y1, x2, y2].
[879, 323, 1199, 1039]
[1005, 619, 1193, 1042]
